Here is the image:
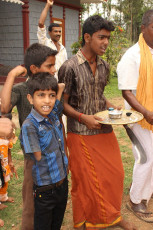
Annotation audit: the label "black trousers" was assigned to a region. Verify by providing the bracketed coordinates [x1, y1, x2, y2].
[34, 178, 68, 230]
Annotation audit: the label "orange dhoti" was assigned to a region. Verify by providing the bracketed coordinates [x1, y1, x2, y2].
[67, 131, 124, 229]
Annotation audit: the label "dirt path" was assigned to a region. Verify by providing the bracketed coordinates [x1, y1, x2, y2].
[61, 179, 153, 230]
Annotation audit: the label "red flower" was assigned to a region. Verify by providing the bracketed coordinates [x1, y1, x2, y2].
[116, 26, 123, 32]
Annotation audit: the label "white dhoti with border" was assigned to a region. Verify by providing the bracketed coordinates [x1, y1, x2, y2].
[130, 123, 153, 204]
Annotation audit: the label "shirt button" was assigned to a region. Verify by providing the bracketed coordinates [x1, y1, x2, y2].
[59, 139, 61, 142]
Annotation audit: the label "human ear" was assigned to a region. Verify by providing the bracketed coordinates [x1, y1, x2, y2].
[30, 65, 39, 74]
[141, 25, 145, 34]
[27, 94, 33, 105]
[84, 33, 91, 44]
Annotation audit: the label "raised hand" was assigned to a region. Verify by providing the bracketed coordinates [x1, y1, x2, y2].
[47, 0, 54, 6]
[8, 65, 27, 79]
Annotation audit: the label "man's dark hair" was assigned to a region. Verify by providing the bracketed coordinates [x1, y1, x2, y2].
[24, 43, 58, 77]
[82, 15, 115, 46]
[27, 72, 58, 96]
[48, 23, 60, 32]
[142, 9, 153, 27]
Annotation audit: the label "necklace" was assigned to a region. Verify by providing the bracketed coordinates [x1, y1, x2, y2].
[81, 49, 96, 64]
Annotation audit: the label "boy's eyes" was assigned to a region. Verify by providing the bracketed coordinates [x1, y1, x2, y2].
[47, 64, 53, 68]
[98, 35, 110, 40]
[38, 93, 56, 97]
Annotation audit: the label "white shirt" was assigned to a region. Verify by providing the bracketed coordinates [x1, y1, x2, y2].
[37, 26, 67, 80]
[117, 42, 153, 109]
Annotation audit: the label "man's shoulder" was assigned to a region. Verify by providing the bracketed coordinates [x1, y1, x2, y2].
[61, 55, 77, 68]
[123, 42, 140, 57]
[98, 56, 109, 68]
[22, 113, 33, 126]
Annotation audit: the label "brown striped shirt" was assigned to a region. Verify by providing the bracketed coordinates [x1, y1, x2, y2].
[58, 49, 112, 135]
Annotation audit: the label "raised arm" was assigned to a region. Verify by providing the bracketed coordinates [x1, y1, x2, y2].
[0, 66, 27, 114]
[122, 90, 153, 125]
[38, 0, 54, 28]
[57, 83, 65, 101]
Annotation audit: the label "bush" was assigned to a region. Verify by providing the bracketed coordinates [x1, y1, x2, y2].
[102, 26, 131, 78]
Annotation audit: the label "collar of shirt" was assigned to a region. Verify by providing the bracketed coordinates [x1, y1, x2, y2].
[30, 107, 52, 123]
[49, 38, 65, 52]
[77, 49, 104, 66]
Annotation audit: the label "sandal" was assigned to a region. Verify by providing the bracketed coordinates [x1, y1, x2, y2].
[126, 201, 153, 223]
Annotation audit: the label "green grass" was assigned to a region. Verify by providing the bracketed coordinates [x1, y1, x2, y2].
[104, 77, 122, 99]
[1, 128, 24, 230]
[104, 77, 134, 194]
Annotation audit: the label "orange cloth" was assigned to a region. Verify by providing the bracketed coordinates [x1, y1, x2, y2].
[0, 138, 13, 183]
[0, 182, 8, 201]
[67, 131, 124, 229]
[136, 33, 153, 131]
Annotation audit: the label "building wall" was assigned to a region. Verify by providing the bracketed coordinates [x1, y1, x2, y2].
[65, 8, 79, 57]
[57, 0, 80, 7]
[0, 1, 24, 66]
[29, 0, 50, 45]
[29, 0, 79, 58]
[0, 0, 80, 67]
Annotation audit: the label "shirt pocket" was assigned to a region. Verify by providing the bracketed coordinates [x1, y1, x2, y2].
[38, 125, 49, 137]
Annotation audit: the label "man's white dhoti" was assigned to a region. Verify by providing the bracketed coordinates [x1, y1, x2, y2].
[130, 123, 153, 204]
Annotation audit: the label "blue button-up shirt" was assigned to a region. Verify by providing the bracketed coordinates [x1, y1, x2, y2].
[20, 100, 68, 186]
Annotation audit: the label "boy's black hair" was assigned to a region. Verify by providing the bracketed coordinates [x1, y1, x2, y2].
[82, 15, 115, 47]
[48, 23, 60, 32]
[27, 72, 58, 97]
[142, 9, 153, 27]
[24, 43, 58, 77]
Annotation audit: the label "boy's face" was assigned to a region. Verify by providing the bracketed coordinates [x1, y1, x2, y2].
[88, 29, 111, 56]
[31, 56, 56, 76]
[27, 89, 56, 118]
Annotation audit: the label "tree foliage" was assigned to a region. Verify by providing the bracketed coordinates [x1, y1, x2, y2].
[112, 0, 153, 42]
[81, 0, 153, 42]
[71, 0, 153, 79]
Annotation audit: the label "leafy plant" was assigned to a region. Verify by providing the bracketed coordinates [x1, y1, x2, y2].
[102, 26, 131, 78]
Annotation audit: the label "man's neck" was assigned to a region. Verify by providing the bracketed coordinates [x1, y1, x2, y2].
[81, 47, 97, 64]
[52, 39, 61, 51]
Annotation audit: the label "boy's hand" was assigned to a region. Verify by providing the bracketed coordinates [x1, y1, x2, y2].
[0, 118, 15, 139]
[47, 0, 54, 6]
[58, 83, 65, 93]
[8, 65, 27, 79]
[57, 83, 65, 100]
[81, 114, 102, 130]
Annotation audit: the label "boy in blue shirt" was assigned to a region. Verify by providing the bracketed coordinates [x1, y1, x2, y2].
[20, 72, 68, 230]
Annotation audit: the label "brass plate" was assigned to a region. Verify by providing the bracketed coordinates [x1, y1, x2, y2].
[95, 110, 144, 125]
